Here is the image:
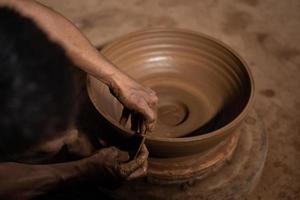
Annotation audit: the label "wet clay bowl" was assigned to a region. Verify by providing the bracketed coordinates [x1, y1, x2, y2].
[87, 29, 254, 157]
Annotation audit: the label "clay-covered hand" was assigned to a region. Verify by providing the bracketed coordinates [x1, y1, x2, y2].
[110, 74, 158, 134]
[83, 145, 148, 185]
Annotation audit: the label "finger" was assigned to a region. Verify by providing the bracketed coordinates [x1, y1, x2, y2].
[118, 145, 148, 175]
[127, 161, 148, 180]
[98, 146, 119, 158]
[117, 150, 130, 163]
[146, 87, 157, 97]
[148, 95, 158, 109]
[135, 100, 156, 132]
[146, 120, 156, 133]
[139, 117, 147, 135]
[118, 161, 139, 177]
[146, 88, 158, 108]
[119, 107, 130, 126]
[137, 144, 149, 162]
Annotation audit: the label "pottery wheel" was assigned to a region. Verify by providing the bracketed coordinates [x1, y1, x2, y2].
[112, 107, 267, 200]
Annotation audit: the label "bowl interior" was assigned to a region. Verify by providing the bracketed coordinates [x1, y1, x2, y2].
[88, 29, 252, 139]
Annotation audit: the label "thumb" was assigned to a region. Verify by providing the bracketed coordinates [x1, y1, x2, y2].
[117, 150, 130, 163]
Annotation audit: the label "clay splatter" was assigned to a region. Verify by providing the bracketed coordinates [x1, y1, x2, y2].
[259, 89, 275, 98]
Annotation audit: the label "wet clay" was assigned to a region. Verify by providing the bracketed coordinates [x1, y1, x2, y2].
[87, 28, 254, 157]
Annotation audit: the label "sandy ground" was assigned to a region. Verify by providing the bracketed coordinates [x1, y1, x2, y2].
[37, 0, 300, 199]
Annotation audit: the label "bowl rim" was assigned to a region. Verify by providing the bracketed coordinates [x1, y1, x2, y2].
[87, 28, 255, 143]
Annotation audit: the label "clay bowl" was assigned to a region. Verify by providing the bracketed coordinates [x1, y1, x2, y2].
[87, 28, 254, 157]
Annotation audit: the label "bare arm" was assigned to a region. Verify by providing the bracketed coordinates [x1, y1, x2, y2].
[0, 0, 158, 133]
[0, 145, 148, 199]
[0, 0, 121, 86]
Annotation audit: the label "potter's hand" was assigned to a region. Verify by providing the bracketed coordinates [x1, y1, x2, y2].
[84, 145, 148, 184]
[0, 145, 147, 199]
[111, 74, 158, 134]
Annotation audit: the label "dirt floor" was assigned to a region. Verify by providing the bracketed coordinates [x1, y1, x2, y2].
[38, 0, 300, 199]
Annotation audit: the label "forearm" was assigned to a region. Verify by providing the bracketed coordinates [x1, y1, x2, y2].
[0, 0, 158, 131]
[0, 161, 86, 199]
[0, 0, 125, 87]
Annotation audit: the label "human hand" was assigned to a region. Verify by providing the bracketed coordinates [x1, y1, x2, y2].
[83, 145, 148, 184]
[110, 74, 158, 134]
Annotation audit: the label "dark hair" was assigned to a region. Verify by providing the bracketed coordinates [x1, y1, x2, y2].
[0, 7, 76, 157]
